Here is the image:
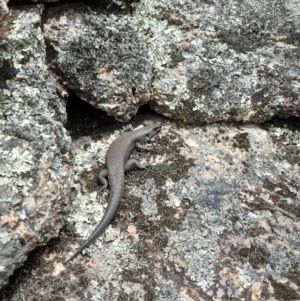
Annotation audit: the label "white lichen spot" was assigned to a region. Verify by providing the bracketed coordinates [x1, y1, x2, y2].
[0, 228, 10, 244]
[236, 266, 255, 288]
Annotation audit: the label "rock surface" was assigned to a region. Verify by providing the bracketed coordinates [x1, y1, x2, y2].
[43, 5, 153, 122]
[2, 119, 300, 301]
[0, 0, 300, 300]
[0, 0, 8, 19]
[0, 6, 73, 288]
[62, 121, 300, 301]
[43, 0, 300, 123]
[147, 0, 300, 124]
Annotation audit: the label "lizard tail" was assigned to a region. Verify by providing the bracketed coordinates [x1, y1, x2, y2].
[64, 184, 124, 264]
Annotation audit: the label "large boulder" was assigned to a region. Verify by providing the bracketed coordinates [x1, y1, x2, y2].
[0, 6, 73, 288]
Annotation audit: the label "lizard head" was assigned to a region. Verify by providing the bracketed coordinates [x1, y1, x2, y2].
[142, 121, 162, 139]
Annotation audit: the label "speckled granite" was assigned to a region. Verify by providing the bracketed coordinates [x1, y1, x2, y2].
[3, 121, 298, 300]
[43, 0, 300, 123]
[0, 0, 300, 299]
[0, 6, 73, 288]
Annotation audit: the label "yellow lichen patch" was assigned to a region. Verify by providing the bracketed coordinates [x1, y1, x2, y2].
[105, 233, 116, 243]
[126, 224, 138, 239]
[0, 212, 19, 229]
[24, 196, 36, 211]
[251, 281, 262, 301]
[52, 262, 66, 277]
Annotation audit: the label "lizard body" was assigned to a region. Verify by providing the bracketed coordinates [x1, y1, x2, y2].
[65, 122, 161, 263]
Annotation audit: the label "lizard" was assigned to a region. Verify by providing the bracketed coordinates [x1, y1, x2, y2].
[65, 121, 162, 263]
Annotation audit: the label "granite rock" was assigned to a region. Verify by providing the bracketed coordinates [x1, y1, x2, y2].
[0, 6, 73, 288]
[3, 120, 299, 300]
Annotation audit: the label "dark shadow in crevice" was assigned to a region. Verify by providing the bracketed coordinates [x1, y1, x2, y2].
[8, 0, 135, 14]
[64, 90, 118, 140]
[65, 92, 164, 140]
[260, 116, 300, 132]
[42, 0, 127, 16]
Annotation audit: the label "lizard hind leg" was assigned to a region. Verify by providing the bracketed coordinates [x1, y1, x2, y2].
[135, 141, 153, 151]
[97, 168, 108, 200]
[125, 158, 147, 172]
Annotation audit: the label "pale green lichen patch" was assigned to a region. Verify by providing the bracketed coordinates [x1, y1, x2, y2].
[166, 229, 216, 291]
[0, 136, 34, 202]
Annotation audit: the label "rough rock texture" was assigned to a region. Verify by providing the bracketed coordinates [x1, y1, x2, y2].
[1, 0, 300, 299]
[43, 0, 300, 123]
[43, 7, 153, 121]
[0, 0, 8, 19]
[145, 0, 300, 124]
[0, 6, 73, 288]
[2, 120, 299, 301]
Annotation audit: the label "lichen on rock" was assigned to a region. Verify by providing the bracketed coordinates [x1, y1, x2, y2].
[44, 9, 152, 121]
[0, 6, 72, 288]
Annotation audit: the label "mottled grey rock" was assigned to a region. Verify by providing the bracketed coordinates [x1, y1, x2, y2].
[0, 0, 8, 19]
[0, 6, 73, 288]
[143, 0, 300, 123]
[5, 120, 299, 300]
[1, 0, 300, 299]
[67, 122, 300, 300]
[43, 0, 300, 124]
[43, 8, 152, 122]
[162, 123, 300, 300]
